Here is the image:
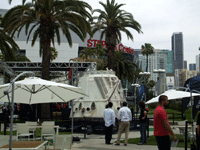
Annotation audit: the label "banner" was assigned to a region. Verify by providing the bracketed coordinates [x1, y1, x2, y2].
[182, 97, 190, 114]
[136, 85, 147, 113]
[193, 96, 200, 119]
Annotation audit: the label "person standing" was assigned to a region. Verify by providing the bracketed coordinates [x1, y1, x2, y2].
[115, 101, 132, 146]
[196, 107, 200, 150]
[154, 95, 177, 150]
[103, 102, 115, 145]
[137, 101, 147, 145]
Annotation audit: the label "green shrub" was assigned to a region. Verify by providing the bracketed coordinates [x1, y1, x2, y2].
[166, 101, 182, 111]
[148, 103, 158, 109]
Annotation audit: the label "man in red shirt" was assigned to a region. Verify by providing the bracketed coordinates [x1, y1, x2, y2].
[154, 95, 177, 150]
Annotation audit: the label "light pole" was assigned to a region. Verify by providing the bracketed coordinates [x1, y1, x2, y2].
[153, 69, 166, 95]
[131, 83, 140, 115]
[139, 72, 150, 102]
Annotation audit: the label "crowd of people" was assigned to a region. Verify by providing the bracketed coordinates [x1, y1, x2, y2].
[103, 95, 178, 150]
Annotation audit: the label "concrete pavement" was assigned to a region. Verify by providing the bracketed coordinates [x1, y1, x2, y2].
[0, 124, 190, 150]
[71, 127, 188, 150]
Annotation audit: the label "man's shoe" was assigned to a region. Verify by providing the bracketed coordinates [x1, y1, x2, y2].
[106, 143, 112, 145]
[124, 143, 127, 146]
[115, 143, 120, 146]
[137, 142, 143, 145]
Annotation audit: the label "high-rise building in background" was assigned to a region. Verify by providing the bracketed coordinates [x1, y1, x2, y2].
[141, 49, 169, 81]
[166, 50, 173, 75]
[196, 54, 200, 73]
[175, 69, 197, 88]
[184, 61, 187, 69]
[189, 63, 196, 71]
[171, 32, 184, 73]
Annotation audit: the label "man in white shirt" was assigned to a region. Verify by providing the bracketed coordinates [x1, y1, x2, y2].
[103, 102, 115, 144]
[115, 101, 132, 146]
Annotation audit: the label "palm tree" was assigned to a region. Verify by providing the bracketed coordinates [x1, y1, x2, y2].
[3, 0, 92, 80]
[0, 15, 21, 61]
[39, 46, 58, 62]
[114, 51, 138, 83]
[50, 47, 58, 62]
[92, 0, 142, 70]
[70, 46, 106, 70]
[3, 0, 92, 120]
[79, 47, 98, 61]
[141, 43, 154, 72]
[147, 80, 156, 91]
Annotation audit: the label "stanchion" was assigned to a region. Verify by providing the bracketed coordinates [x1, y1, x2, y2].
[185, 121, 188, 150]
[84, 117, 87, 139]
[147, 118, 149, 138]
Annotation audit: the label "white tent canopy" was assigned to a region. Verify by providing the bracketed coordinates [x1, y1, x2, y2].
[145, 89, 200, 104]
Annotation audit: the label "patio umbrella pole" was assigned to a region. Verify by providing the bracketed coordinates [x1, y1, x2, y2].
[190, 87, 195, 143]
[3, 71, 35, 150]
[9, 83, 14, 150]
[71, 100, 74, 136]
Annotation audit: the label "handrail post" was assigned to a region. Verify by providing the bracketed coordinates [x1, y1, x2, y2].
[147, 118, 149, 138]
[185, 121, 188, 150]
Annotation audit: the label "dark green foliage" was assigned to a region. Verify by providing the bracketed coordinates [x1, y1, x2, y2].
[166, 101, 182, 112]
[148, 102, 158, 110]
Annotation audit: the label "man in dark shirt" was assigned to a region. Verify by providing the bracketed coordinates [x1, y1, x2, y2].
[197, 107, 200, 150]
[137, 101, 147, 145]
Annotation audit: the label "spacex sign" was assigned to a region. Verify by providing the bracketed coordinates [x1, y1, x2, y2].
[87, 39, 134, 54]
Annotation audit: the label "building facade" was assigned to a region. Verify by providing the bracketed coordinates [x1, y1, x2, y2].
[172, 32, 184, 72]
[189, 63, 196, 71]
[141, 49, 171, 82]
[174, 69, 197, 88]
[196, 54, 200, 73]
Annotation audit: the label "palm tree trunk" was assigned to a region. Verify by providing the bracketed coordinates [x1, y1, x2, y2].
[106, 29, 116, 70]
[40, 24, 51, 121]
[107, 46, 115, 70]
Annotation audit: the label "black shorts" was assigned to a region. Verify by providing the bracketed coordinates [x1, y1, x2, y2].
[155, 135, 171, 150]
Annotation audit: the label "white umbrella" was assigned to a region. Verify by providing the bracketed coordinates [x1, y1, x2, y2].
[1, 72, 87, 149]
[0, 77, 87, 104]
[145, 89, 200, 104]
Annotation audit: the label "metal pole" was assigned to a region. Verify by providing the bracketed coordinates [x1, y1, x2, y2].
[185, 121, 188, 150]
[190, 89, 195, 143]
[144, 76, 146, 102]
[71, 100, 73, 136]
[9, 83, 14, 150]
[3, 71, 35, 150]
[134, 86, 136, 115]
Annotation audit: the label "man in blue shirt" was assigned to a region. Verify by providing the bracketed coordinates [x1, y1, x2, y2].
[103, 102, 115, 144]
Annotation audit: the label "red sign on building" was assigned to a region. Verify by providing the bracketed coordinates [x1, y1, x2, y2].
[87, 39, 134, 54]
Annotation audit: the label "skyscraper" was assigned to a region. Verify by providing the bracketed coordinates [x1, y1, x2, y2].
[196, 54, 200, 73]
[184, 61, 187, 69]
[171, 32, 184, 72]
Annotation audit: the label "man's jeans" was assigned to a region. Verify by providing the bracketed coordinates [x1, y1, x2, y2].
[140, 123, 147, 143]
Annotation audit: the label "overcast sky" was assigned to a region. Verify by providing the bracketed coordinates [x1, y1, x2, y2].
[1, 0, 200, 67]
